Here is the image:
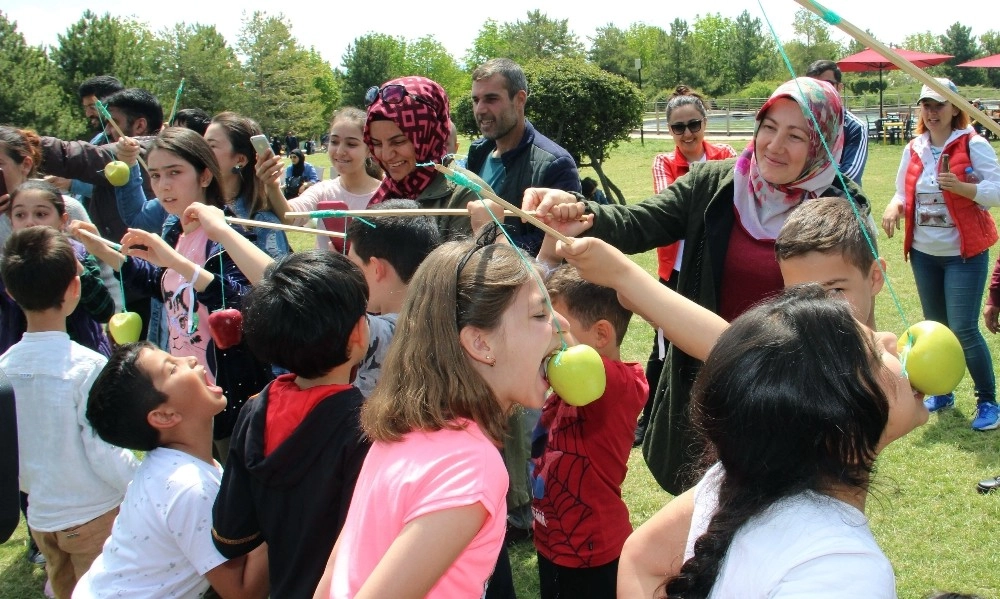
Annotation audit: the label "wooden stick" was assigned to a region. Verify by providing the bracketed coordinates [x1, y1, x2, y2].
[77, 228, 123, 251]
[95, 101, 150, 172]
[793, 0, 1000, 139]
[225, 216, 347, 239]
[432, 164, 574, 245]
[286, 208, 519, 218]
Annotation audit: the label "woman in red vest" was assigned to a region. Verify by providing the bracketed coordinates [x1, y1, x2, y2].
[882, 78, 1000, 432]
[635, 86, 737, 447]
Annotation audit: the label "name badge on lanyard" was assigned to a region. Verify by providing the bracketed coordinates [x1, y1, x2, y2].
[915, 192, 955, 228]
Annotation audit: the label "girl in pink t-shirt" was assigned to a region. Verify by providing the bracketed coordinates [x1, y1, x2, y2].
[314, 235, 568, 598]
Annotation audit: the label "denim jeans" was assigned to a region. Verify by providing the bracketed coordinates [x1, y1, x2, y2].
[909, 248, 996, 404]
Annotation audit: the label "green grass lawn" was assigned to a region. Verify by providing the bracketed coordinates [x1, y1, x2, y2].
[3, 138, 1000, 597]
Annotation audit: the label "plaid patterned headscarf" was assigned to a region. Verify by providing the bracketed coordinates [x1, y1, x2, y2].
[733, 77, 845, 239]
[365, 76, 451, 204]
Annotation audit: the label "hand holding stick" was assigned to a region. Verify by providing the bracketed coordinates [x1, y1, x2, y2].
[95, 100, 149, 172]
[432, 163, 574, 244]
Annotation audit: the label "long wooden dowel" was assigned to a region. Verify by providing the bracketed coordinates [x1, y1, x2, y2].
[793, 0, 1000, 139]
[286, 208, 519, 218]
[226, 216, 347, 239]
[432, 164, 574, 244]
[95, 100, 151, 172]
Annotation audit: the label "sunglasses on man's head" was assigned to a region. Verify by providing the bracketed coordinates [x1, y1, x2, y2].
[365, 84, 432, 109]
[669, 119, 704, 135]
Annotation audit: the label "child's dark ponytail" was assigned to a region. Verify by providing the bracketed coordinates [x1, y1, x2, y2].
[663, 285, 889, 597]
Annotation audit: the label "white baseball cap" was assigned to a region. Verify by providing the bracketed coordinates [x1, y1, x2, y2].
[919, 78, 958, 103]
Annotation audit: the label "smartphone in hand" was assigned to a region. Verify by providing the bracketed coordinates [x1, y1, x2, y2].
[250, 134, 272, 158]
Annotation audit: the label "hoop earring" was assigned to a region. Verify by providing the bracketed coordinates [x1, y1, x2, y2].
[364, 156, 374, 169]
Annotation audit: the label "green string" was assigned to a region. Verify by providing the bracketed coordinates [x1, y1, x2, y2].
[425, 162, 568, 351]
[95, 100, 113, 123]
[757, 0, 914, 366]
[117, 256, 128, 314]
[298, 210, 375, 228]
[219, 253, 225, 310]
[802, 0, 843, 25]
[167, 78, 185, 126]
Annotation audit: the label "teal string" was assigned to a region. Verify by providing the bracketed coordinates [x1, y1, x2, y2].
[439, 162, 568, 350]
[96, 99, 113, 122]
[219, 253, 225, 310]
[802, 0, 843, 25]
[302, 210, 375, 228]
[117, 257, 128, 314]
[757, 1, 914, 358]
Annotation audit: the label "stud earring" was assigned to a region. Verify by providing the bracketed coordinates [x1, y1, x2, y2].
[486, 355, 496, 367]
[231, 164, 242, 174]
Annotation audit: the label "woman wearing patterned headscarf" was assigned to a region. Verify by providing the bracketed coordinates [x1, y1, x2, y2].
[364, 76, 493, 241]
[522, 77, 870, 497]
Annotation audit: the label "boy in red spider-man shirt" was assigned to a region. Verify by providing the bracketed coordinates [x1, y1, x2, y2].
[530, 262, 648, 599]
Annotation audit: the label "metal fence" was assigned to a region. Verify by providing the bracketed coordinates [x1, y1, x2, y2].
[641, 95, 1000, 137]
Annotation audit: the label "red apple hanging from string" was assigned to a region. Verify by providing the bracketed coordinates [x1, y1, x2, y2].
[208, 308, 243, 350]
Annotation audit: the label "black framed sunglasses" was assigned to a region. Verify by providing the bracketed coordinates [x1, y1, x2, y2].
[365, 84, 432, 109]
[669, 119, 704, 135]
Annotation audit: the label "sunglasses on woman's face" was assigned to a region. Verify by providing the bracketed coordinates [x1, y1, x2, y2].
[669, 119, 704, 135]
[365, 84, 432, 109]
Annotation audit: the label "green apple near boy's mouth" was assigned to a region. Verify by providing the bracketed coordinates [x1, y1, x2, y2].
[108, 312, 142, 344]
[545, 345, 607, 407]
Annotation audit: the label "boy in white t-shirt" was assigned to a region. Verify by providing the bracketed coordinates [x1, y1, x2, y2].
[0, 227, 137, 599]
[74, 341, 268, 599]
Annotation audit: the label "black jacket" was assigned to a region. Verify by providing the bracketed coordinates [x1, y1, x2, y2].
[467, 120, 581, 254]
[212, 382, 369, 598]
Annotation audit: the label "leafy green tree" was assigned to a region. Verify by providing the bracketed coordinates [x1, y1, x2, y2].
[729, 11, 776, 88]
[689, 14, 736, 96]
[401, 36, 470, 102]
[588, 23, 670, 93]
[152, 23, 244, 119]
[237, 11, 325, 139]
[663, 19, 696, 90]
[304, 48, 342, 131]
[785, 9, 842, 75]
[625, 24, 671, 92]
[340, 33, 406, 107]
[51, 11, 158, 109]
[464, 19, 506, 71]
[903, 31, 943, 54]
[499, 10, 584, 63]
[979, 30, 1000, 87]
[0, 12, 75, 137]
[940, 22, 981, 86]
[523, 59, 642, 203]
[588, 24, 631, 79]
